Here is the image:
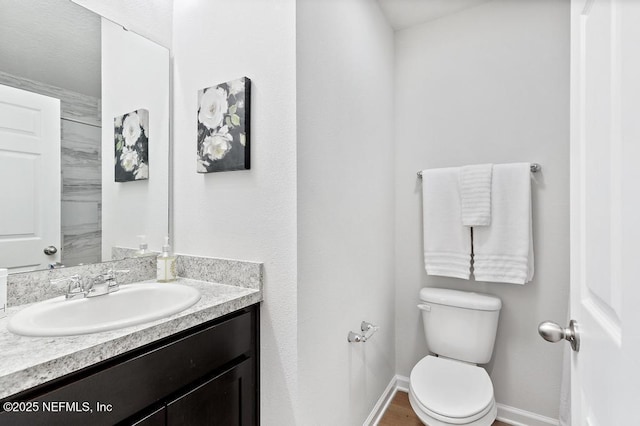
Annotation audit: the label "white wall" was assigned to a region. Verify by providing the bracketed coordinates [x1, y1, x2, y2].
[394, 0, 570, 420]
[296, 0, 395, 424]
[72, 0, 173, 48]
[172, 0, 298, 424]
[101, 19, 170, 256]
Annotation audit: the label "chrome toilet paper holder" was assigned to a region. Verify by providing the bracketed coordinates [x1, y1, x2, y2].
[347, 321, 379, 343]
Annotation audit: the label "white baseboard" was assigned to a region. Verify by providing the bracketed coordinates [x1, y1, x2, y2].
[364, 375, 559, 426]
[395, 374, 409, 392]
[496, 403, 560, 426]
[363, 375, 409, 426]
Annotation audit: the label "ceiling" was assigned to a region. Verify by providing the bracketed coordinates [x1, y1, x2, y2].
[0, 0, 101, 98]
[377, 0, 493, 30]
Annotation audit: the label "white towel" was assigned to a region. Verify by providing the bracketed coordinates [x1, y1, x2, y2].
[459, 164, 493, 226]
[473, 163, 534, 284]
[422, 167, 472, 279]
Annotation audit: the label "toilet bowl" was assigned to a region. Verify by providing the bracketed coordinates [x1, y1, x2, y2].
[409, 356, 496, 426]
[409, 288, 502, 426]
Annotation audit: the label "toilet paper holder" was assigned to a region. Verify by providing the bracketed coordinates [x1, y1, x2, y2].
[347, 321, 379, 343]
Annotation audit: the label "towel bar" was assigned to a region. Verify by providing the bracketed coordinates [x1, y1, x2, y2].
[417, 163, 541, 179]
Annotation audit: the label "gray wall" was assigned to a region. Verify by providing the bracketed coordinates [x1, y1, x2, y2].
[172, 0, 298, 424]
[297, 0, 396, 423]
[394, 0, 570, 419]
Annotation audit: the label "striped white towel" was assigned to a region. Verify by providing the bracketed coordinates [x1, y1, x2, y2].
[459, 164, 493, 226]
[422, 167, 472, 280]
[473, 163, 534, 284]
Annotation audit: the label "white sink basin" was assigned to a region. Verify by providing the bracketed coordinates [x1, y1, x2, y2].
[8, 283, 201, 337]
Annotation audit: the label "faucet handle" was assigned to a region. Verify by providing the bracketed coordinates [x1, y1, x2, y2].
[50, 274, 82, 288]
[105, 269, 129, 283]
[105, 268, 129, 277]
[100, 269, 129, 292]
[50, 275, 85, 299]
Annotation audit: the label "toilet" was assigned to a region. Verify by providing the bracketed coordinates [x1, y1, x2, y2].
[409, 288, 502, 426]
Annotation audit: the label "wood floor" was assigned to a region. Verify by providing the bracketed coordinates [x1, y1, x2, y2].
[378, 391, 510, 426]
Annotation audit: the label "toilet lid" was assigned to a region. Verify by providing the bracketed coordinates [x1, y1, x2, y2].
[409, 356, 494, 420]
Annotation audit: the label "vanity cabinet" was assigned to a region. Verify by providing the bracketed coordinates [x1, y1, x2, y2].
[0, 304, 259, 426]
[131, 407, 165, 426]
[165, 357, 255, 425]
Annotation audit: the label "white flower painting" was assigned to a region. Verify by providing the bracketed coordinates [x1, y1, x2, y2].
[115, 109, 149, 182]
[197, 77, 251, 173]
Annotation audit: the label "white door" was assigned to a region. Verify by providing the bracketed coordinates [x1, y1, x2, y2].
[570, 0, 640, 424]
[0, 84, 61, 272]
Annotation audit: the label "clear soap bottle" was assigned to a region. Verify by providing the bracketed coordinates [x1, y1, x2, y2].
[135, 235, 149, 257]
[157, 236, 176, 282]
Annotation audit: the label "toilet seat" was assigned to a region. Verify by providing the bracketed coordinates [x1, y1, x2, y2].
[409, 355, 496, 425]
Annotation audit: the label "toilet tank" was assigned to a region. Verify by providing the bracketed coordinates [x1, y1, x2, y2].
[419, 288, 501, 364]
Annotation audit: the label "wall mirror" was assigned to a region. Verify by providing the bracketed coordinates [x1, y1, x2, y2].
[0, 0, 170, 274]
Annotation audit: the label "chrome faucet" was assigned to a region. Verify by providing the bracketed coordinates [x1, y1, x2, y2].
[85, 269, 129, 298]
[49, 269, 129, 300]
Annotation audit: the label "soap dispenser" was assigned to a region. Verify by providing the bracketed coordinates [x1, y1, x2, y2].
[157, 236, 176, 282]
[135, 235, 149, 257]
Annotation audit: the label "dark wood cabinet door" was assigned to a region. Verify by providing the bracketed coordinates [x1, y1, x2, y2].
[166, 358, 256, 426]
[130, 407, 166, 426]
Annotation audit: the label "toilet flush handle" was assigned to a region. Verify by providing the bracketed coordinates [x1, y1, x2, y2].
[417, 304, 431, 312]
[538, 320, 580, 352]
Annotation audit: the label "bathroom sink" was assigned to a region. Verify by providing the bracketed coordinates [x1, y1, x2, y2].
[7, 283, 201, 337]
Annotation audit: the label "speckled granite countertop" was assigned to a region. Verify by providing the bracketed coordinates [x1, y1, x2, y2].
[0, 278, 262, 399]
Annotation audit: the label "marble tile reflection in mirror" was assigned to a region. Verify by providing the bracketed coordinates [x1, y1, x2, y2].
[0, 0, 170, 273]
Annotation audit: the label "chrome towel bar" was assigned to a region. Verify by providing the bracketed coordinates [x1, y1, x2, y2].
[417, 163, 541, 179]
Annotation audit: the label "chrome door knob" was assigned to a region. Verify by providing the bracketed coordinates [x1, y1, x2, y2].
[538, 319, 580, 352]
[44, 245, 58, 255]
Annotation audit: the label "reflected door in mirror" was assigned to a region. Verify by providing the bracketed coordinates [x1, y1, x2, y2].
[0, 84, 61, 272]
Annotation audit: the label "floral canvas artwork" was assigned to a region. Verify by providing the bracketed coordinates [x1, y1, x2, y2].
[197, 77, 251, 173]
[114, 109, 149, 182]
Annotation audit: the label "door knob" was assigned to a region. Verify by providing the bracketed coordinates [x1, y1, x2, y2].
[538, 319, 580, 352]
[44, 246, 58, 255]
